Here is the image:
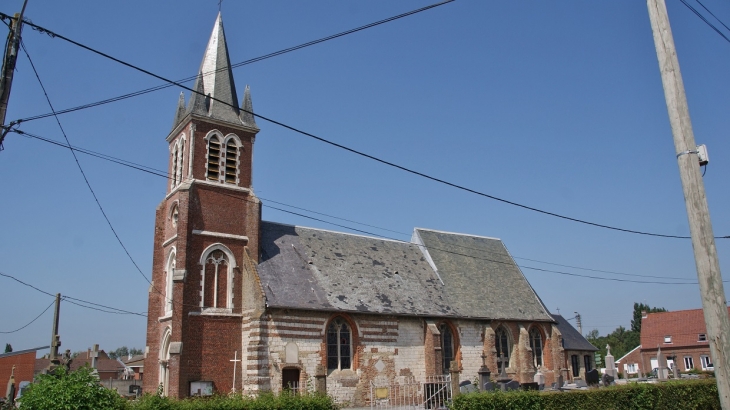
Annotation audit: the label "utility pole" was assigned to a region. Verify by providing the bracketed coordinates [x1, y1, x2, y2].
[48, 293, 61, 368]
[0, 0, 29, 147]
[647, 0, 730, 407]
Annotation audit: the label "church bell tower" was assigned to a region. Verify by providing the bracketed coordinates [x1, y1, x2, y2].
[144, 13, 261, 397]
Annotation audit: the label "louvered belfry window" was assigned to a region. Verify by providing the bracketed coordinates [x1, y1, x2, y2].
[206, 136, 221, 180]
[224, 140, 237, 183]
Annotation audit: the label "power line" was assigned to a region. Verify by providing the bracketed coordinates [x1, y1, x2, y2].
[0, 271, 146, 317]
[11, 129, 708, 284]
[6, 0, 455, 125]
[0, 298, 56, 334]
[11, 14, 728, 240]
[695, 0, 730, 33]
[19, 40, 152, 286]
[678, 0, 730, 43]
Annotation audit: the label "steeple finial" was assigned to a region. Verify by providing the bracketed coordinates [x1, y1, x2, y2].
[240, 85, 257, 128]
[172, 92, 186, 130]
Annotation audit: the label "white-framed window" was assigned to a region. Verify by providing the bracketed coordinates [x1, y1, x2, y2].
[164, 249, 175, 316]
[326, 317, 352, 371]
[698, 334, 707, 342]
[664, 335, 672, 343]
[199, 244, 236, 311]
[205, 131, 241, 184]
[684, 356, 694, 371]
[626, 363, 637, 374]
[529, 327, 543, 368]
[701, 355, 714, 370]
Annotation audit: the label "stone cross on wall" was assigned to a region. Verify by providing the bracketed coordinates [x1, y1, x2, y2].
[497, 353, 509, 380]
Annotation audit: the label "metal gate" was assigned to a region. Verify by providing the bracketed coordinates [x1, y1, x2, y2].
[370, 375, 451, 409]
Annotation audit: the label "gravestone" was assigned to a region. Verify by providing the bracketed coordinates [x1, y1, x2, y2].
[602, 373, 615, 387]
[533, 366, 545, 390]
[556, 373, 564, 389]
[656, 346, 667, 381]
[477, 352, 491, 391]
[483, 381, 495, 391]
[585, 369, 600, 386]
[521, 382, 539, 391]
[604, 344, 617, 379]
[574, 378, 588, 388]
[460, 384, 477, 394]
[503, 380, 520, 391]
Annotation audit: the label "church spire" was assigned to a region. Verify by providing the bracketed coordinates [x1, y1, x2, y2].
[188, 12, 241, 125]
[171, 92, 186, 130]
[240, 85, 257, 128]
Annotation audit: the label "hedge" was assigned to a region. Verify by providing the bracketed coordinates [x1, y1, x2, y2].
[129, 392, 338, 410]
[450, 380, 720, 410]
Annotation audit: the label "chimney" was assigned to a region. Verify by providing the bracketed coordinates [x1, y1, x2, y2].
[87, 348, 91, 359]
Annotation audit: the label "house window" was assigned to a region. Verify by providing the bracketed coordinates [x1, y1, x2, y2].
[664, 335, 672, 343]
[529, 327, 543, 367]
[327, 318, 352, 371]
[202, 250, 230, 309]
[495, 326, 511, 373]
[584, 355, 592, 372]
[571, 355, 580, 377]
[698, 334, 707, 342]
[439, 323, 455, 374]
[700, 355, 714, 370]
[684, 356, 694, 371]
[626, 363, 637, 374]
[206, 136, 221, 181]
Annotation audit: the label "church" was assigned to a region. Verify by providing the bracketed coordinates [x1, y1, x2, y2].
[143, 14, 568, 405]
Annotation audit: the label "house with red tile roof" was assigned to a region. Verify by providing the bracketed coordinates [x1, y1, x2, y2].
[638, 308, 726, 375]
[0, 346, 49, 401]
[35, 348, 124, 381]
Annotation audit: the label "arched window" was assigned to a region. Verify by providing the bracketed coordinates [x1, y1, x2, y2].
[529, 327, 543, 368]
[326, 317, 352, 371]
[171, 147, 179, 187]
[176, 139, 184, 184]
[159, 327, 171, 396]
[224, 139, 238, 184]
[206, 135, 221, 181]
[202, 250, 229, 309]
[439, 323, 455, 374]
[495, 326, 511, 373]
[165, 250, 175, 315]
[170, 205, 179, 228]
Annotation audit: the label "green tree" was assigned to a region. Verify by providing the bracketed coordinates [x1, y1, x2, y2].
[18, 366, 126, 410]
[631, 302, 667, 333]
[4, 343, 11, 353]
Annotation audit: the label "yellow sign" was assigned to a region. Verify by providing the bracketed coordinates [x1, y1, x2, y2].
[375, 387, 389, 399]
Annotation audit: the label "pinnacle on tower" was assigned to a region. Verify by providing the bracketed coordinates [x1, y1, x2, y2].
[240, 85, 257, 128]
[171, 92, 186, 130]
[186, 12, 241, 125]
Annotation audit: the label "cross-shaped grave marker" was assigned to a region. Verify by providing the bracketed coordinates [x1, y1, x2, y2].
[230, 351, 241, 393]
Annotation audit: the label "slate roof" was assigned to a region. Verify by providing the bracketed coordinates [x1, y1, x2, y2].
[0, 346, 48, 359]
[640, 308, 727, 349]
[257, 222, 554, 322]
[551, 314, 598, 351]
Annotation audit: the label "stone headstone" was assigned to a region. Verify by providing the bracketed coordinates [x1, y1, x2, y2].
[503, 380, 520, 391]
[483, 381, 495, 391]
[556, 373, 564, 389]
[574, 378, 588, 388]
[460, 384, 478, 393]
[533, 367, 545, 389]
[521, 382, 539, 391]
[602, 373, 615, 387]
[585, 369, 600, 385]
[605, 344, 617, 379]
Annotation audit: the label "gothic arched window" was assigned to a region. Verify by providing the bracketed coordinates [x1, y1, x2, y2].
[164, 250, 175, 316]
[176, 139, 184, 184]
[224, 139, 238, 184]
[201, 248, 232, 310]
[326, 318, 352, 371]
[495, 326, 511, 373]
[439, 323, 455, 374]
[529, 327, 543, 368]
[206, 135, 221, 181]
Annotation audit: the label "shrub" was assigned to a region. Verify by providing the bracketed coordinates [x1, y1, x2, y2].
[129, 391, 338, 410]
[18, 367, 127, 410]
[450, 380, 720, 410]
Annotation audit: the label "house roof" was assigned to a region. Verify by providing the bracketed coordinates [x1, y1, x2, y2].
[551, 314, 598, 351]
[257, 221, 554, 322]
[35, 353, 124, 374]
[640, 308, 728, 349]
[123, 354, 145, 368]
[615, 344, 641, 363]
[0, 346, 48, 359]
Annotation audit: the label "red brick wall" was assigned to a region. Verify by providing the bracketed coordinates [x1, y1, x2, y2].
[0, 351, 37, 399]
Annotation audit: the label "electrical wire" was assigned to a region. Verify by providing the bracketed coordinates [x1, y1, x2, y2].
[20, 40, 152, 286]
[678, 0, 730, 43]
[11, 129, 709, 284]
[0, 298, 56, 334]
[695, 0, 730, 33]
[6, 0, 455, 125]
[8, 11, 726, 240]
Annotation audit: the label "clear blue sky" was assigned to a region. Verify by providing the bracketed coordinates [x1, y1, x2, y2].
[1, 0, 730, 355]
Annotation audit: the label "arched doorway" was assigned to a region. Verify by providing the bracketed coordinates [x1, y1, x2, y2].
[159, 328, 171, 396]
[282, 368, 301, 393]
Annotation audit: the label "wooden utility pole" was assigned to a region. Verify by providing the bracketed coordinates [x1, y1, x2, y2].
[647, 0, 730, 407]
[0, 0, 28, 147]
[49, 293, 61, 366]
